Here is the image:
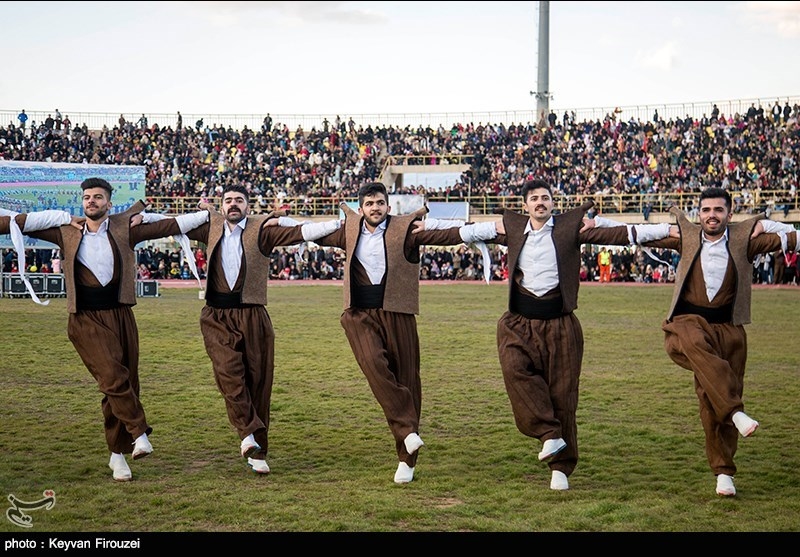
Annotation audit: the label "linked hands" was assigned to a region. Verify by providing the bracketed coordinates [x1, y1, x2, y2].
[69, 216, 85, 230]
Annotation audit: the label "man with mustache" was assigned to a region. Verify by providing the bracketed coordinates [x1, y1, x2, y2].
[487, 179, 676, 491]
[186, 184, 340, 474]
[312, 181, 499, 484]
[642, 187, 798, 496]
[15, 177, 208, 482]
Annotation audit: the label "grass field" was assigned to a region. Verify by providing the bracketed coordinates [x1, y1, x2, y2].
[1, 282, 799, 535]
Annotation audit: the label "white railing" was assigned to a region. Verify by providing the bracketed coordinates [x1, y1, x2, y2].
[3, 95, 799, 133]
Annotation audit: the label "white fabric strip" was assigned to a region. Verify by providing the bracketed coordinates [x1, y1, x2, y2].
[139, 212, 204, 292]
[5, 212, 48, 305]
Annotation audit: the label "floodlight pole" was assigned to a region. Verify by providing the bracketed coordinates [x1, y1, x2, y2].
[532, 1, 551, 123]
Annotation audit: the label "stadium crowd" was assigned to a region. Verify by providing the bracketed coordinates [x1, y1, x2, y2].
[2, 101, 799, 205]
[2, 100, 799, 285]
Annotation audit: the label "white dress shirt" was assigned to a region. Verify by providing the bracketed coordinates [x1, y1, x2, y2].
[77, 219, 114, 286]
[355, 219, 387, 285]
[221, 218, 246, 290]
[518, 218, 560, 296]
[700, 230, 729, 302]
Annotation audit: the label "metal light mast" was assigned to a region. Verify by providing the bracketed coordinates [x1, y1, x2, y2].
[532, 1, 551, 122]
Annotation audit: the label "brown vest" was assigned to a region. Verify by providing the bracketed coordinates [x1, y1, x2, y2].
[501, 201, 594, 314]
[667, 206, 764, 325]
[205, 209, 282, 306]
[340, 202, 428, 314]
[60, 201, 146, 313]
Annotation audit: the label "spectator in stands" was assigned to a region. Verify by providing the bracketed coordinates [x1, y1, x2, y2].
[184, 185, 340, 475]
[17, 109, 27, 130]
[641, 187, 798, 497]
[597, 246, 612, 282]
[18, 177, 208, 482]
[194, 247, 207, 279]
[312, 181, 499, 484]
[783, 249, 798, 284]
[483, 179, 676, 491]
[137, 262, 151, 280]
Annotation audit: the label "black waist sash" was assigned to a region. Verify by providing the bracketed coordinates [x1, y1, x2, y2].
[510, 285, 566, 320]
[673, 299, 733, 324]
[205, 290, 259, 309]
[351, 284, 384, 309]
[76, 283, 123, 311]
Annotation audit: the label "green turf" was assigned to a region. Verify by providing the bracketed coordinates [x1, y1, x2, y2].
[1, 283, 798, 532]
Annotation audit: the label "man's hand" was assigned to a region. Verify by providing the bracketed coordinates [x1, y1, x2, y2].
[411, 220, 425, 234]
[494, 219, 505, 235]
[130, 214, 144, 227]
[69, 216, 85, 231]
[198, 201, 214, 211]
[580, 217, 596, 233]
[668, 224, 680, 238]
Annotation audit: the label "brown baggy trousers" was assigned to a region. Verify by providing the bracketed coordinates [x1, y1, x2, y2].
[496, 311, 583, 477]
[200, 305, 274, 459]
[663, 314, 747, 476]
[340, 308, 421, 467]
[67, 307, 151, 454]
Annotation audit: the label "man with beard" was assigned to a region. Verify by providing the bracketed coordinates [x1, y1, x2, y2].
[312, 181, 500, 484]
[187, 184, 339, 474]
[19, 177, 208, 482]
[481, 179, 676, 491]
[642, 187, 798, 496]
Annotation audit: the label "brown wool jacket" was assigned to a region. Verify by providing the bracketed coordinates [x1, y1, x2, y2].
[24, 201, 149, 313]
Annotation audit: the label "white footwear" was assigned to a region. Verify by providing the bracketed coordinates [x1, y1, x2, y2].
[109, 453, 132, 482]
[732, 411, 759, 438]
[716, 474, 736, 496]
[132, 433, 153, 460]
[240, 434, 260, 458]
[403, 432, 425, 455]
[550, 470, 569, 490]
[538, 438, 567, 461]
[394, 462, 415, 484]
[247, 457, 270, 474]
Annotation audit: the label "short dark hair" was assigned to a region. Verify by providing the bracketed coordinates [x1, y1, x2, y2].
[699, 187, 732, 211]
[521, 179, 552, 201]
[357, 182, 388, 206]
[222, 184, 249, 201]
[81, 177, 113, 197]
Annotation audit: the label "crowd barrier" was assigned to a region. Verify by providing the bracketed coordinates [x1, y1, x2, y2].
[0, 274, 159, 299]
[1, 273, 63, 298]
[137, 280, 159, 298]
